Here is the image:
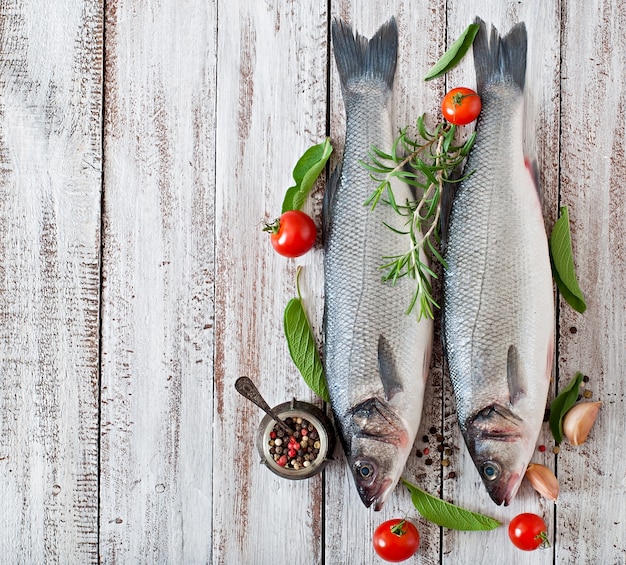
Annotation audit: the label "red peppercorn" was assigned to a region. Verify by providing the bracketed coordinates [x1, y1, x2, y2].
[270, 431, 277, 439]
[538, 445, 546, 453]
[423, 448, 430, 456]
[277, 455, 288, 467]
[288, 449, 297, 458]
[301, 429, 309, 436]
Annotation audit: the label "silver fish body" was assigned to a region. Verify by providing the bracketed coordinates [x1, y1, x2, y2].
[324, 18, 433, 510]
[442, 20, 554, 505]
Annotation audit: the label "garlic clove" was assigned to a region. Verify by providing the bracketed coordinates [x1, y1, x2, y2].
[525, 463, 559, 502]
[562, 401, 602, 446]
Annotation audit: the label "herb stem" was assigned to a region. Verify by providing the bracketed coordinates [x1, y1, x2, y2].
[361, 116, 475, 318]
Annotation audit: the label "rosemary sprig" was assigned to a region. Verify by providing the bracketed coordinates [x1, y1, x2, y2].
[360, 115, 475, 319]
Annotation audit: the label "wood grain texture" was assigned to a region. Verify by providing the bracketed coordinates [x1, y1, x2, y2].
[558, 0, 626, 562]
[0, 0, 102, 562]
[99, 0, 216, 562]
[1, 0, 624, 563]
[212, 1, 328, 563]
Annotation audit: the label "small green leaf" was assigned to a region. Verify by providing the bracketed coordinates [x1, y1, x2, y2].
[282, 138, 333, 213]
[402, 479, 500, 531]
[549, 372, 584, 444]
[424, 23, 480, 81]
[284, 294, 329, 402]
[550, 207, 587, 313]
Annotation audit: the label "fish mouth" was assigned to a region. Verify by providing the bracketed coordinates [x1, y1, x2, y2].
[358, 476, 394, 511]
[487, 471, 523, 506]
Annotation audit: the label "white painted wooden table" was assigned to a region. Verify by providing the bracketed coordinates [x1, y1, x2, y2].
[1, 1, 624, 563]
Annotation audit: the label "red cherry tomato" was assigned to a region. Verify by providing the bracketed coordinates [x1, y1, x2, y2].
[508, 513, 549, 551]
[372, 519, 420, 562]
[441, 87, 482, 125]
[265, 210, 316, 258]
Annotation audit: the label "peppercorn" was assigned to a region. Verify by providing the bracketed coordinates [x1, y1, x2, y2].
[583, 390, 593, 399]
[422, 435, 429, 443]
[429, 427, 437, 434]
[416, 450, 423, 458]
[448, 472, 457, 479]
[268, 419, 322, 471]
[425, 458, 433, 466]
[441, 459, 450, 467]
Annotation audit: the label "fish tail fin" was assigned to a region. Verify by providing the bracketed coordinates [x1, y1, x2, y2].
[473, 17, 527, 93]
[331, 17, 398, 96]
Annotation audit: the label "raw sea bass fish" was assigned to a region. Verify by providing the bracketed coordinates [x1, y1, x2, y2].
[324, 17, 433, 511]
[442, 20, 554, 505]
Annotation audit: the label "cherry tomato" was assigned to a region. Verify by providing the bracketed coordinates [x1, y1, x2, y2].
[265, 210, 316, 258]
[441, 87, 482, 125]
[508, 513, 549, 551]
[372, 519, 420, 562]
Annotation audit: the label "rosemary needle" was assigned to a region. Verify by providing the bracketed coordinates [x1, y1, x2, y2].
[360, 115, 475, 319]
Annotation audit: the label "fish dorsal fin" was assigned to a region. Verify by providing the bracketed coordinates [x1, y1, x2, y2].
[507, 345, 525, 404]
[377, 335, 403, 401]
[322, 164, 341, 244]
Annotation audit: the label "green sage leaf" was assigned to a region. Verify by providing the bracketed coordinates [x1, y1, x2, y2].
[550, 206, 587, 313]
[402, 479, 501, 531]
[424, 23, 480, 81]
[549, 372, 584, 444]
[282, 138, 333, 213]
[284, 298, 329, 402]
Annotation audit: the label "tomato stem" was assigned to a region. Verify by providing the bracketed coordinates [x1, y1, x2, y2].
[390, 519, 408, 537]
[262, 218, 280, 234]
[452, 92, 479, 106]
[536, 532, 551, 549]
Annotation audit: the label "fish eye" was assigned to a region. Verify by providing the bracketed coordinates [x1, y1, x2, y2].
[481, 461, 501, 482]
[355, 461, 374, 480]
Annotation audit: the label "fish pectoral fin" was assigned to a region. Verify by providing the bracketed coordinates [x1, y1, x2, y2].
[377, 334, 403, 401]
[507, 345, 525, 404]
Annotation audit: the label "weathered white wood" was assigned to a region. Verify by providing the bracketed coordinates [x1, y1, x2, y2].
[558, 1, 626, 562]
[0, 0, 102, 562]
[99, 0, 216, 562]
[0, 0, 625, 562]
[324, 3, 447, 565]
[212, 1, 328, 563]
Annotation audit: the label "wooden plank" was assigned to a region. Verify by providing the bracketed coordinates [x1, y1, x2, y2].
[441, 1, 561, 563]
[0, 0, 103, 562]
[558, 1, 626, 562]
[323, 3, 447, 565]
[212, 1, 328, 563]
[99, 0, 216, 561]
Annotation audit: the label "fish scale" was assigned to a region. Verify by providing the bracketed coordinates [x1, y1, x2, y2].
[442, 19, 554, 506]
[324, 17, 433, 510]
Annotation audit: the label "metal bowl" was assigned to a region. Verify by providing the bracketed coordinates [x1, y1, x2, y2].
[256, 398, 336, 480]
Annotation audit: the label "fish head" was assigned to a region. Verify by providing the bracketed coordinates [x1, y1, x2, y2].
[342, 397, 412, 511]
[465, 404, 533, 506]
